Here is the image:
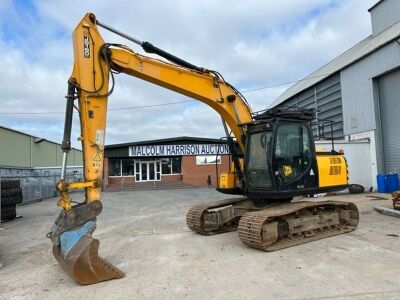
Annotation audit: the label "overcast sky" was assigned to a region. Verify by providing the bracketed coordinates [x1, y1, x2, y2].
[0, 0, 376, 148]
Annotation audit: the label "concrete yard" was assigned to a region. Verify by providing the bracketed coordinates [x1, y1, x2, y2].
[1, 188, 400, 299]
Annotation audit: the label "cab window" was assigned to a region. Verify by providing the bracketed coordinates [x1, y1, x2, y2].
[274, 124, 311, 185]
[246, 132, 272, 188]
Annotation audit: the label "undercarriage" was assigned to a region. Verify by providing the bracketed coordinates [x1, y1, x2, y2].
[187, 198, 359, 251]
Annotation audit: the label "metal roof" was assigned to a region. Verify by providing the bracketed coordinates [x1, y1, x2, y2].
[269, 20, 400, 108]
[0, 125, 46, 140]
[0, 125, 81, 151]
[368, 0, 384, 12]
[105, 136, 227, 149]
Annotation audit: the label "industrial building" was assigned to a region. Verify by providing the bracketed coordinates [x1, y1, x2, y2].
[271, 0, 400, 188]
[104, 137, 230, 188]
[0, 125, 83, 202]
[0, 125, 82, 171]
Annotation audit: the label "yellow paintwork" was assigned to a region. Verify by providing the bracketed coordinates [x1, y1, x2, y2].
[60, 13, 253, 208]
[218, 158, 245, 188]
[219, 172, 236, 189]
[316, 154, 348, 188]
[65, 14, 109, 205]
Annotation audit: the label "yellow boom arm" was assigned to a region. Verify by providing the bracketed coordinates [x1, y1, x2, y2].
[58, 13, 253, 210]
[48, 13, 253, 284]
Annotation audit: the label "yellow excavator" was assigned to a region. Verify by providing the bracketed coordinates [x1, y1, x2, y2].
[47, 13, 359, 285]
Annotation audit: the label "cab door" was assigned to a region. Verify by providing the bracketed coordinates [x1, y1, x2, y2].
[272, 122, 317, 191]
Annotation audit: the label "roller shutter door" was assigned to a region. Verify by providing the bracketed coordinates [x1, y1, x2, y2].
[378, 69, 400, 173]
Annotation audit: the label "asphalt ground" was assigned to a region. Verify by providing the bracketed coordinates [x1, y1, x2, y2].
[1, 188, 399, 299]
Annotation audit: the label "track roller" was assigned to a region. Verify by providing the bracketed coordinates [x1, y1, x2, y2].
[238, 201, 359, 251]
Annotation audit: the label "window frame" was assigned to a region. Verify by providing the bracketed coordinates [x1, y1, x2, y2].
[108, 157, 183, 177]
[272, 122, 314, 186]
[161, 157, 182, 175]
[108, 158, 122, 177]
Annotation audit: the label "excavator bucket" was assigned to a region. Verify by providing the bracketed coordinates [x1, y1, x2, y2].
[52, 221, 124, 285]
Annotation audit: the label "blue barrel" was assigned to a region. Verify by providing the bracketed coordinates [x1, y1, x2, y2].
[377, 173, 399, 193]
[377, 174, 386, 192]
[386, 174, 399, 192]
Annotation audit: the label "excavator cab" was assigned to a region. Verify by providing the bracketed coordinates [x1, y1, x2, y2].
[244, 109, 320, 201]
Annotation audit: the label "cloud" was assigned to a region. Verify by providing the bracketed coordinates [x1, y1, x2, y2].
[0, 0, 376, 148]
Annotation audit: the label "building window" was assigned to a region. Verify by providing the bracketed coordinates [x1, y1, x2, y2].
[161, 158, 171, 174]
[172, 157, 181, 174]
[161, 157, 182, 175]
[109, 159, 121, 176]
[122, 159, 135, 176]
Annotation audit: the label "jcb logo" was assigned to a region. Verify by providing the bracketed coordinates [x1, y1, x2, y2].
[83, 35, 90, 58]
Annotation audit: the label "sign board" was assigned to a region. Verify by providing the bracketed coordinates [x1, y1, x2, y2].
[129, 144, 230, 157]
[196, 155, 221, 165]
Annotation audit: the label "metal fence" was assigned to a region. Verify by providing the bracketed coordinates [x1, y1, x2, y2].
[0, 167, 83, 204]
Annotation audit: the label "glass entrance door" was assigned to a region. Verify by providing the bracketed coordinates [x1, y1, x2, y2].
[141, 162, 148, 181]
[135, 160, 161, 182]
[148, 162, 155, 180]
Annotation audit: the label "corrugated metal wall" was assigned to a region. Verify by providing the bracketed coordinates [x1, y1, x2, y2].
[370, 0, 400, 36]
[378, 68, 400, 173]
[0, 127, 83, 167]
[275, 73, 344, 139]
[341, 41, 400, 135]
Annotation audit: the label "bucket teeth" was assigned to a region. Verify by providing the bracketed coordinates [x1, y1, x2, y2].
[53, 221, 124, 285]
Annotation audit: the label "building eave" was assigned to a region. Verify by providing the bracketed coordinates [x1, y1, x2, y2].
[105, 136, 226, 149]
[0, 125, 81, 151]
[368, 0, 384, 12]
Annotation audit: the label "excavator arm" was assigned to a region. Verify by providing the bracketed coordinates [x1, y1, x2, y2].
[66, 13, 252, 205]
[47, 13, 253, 285]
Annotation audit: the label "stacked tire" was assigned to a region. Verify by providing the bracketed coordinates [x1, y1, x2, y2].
[1, 180, 22, 221]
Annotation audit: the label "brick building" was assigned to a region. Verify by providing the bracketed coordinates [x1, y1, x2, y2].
[103, 137, 231, 188]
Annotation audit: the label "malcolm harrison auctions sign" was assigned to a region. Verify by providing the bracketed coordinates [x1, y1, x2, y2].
[129, 144, 230, 157]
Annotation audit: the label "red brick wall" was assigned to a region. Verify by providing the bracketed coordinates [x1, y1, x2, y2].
[182, 155, 230, 187]
[108, 175, 181, 184]
[161, 174, 181, 181]
[108, 176, 135, 185]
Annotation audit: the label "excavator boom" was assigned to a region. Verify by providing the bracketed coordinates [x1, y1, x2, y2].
[48, 13, 253, 285]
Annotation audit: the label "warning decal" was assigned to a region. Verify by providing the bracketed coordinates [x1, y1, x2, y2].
[92, 153, 102, 168]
